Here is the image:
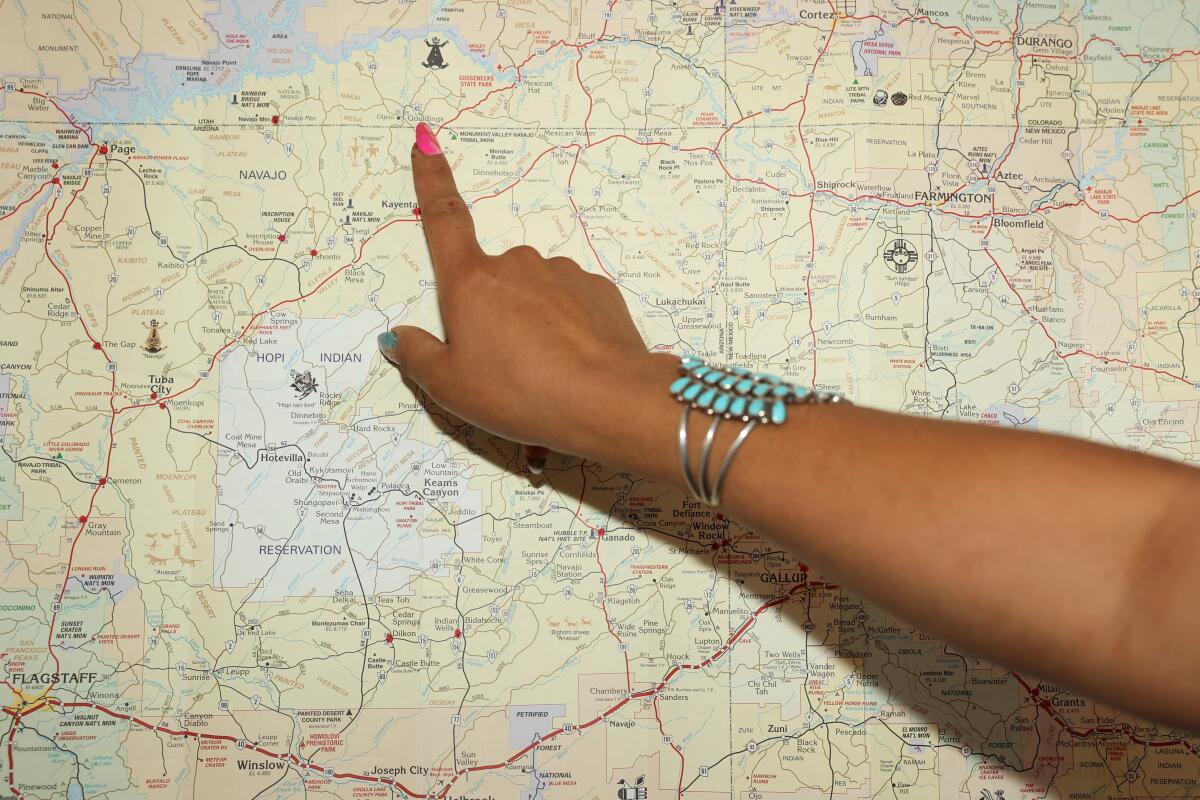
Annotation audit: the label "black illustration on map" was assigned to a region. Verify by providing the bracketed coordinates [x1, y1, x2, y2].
[423, 37, 448, 70]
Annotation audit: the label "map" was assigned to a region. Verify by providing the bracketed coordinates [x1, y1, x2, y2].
[1, 0, 1198, 798]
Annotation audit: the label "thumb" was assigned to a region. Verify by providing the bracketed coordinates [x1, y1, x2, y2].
[377, 326, 448, 388]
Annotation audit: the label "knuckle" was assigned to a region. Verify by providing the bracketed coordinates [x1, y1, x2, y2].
[464, 256, 503, 281]
[424, 194, 469, 217]
[591, 272, 619, 292]
[505, 245, 542, 262]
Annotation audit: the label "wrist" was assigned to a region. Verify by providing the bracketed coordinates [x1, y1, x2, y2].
[568, 351, 683, 484]
[570, 354, 846, 508]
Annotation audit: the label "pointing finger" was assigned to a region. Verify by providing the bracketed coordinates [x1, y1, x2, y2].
[412, 122, 483, 285]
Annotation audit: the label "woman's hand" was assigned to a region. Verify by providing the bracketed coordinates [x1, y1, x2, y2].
[378, 124, 677, 464]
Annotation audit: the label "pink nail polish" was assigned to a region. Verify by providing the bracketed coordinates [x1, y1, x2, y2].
[415, 122, 443, 155]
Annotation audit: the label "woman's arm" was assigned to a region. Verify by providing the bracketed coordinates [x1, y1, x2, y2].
[586, 358, 1200, 732]
[382, 124, 1200, 731]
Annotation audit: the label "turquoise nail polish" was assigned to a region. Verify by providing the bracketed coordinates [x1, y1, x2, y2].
[377, 331, 398, 351]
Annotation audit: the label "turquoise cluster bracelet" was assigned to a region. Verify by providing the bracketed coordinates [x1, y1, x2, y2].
[669, 356, 845, 425]
[671, 356, 849, 506]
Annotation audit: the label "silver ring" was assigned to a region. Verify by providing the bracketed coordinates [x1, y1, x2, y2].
[678, 406, 702, 501]
[697, 415, 721, 503]
[709, 420, 757, 507]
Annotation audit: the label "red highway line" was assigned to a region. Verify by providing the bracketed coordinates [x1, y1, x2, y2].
[0, 178, 56, 223]
[653, 694, 686, 798]
[5, 583, 826, 798]
[1009, 672, 1199, 754]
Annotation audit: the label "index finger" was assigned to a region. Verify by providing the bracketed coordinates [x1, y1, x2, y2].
[412, 122, 484, 281]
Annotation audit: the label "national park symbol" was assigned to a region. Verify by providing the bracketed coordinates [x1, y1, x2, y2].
[142, 319, 166, 353]
[423, 37, 448, 70]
